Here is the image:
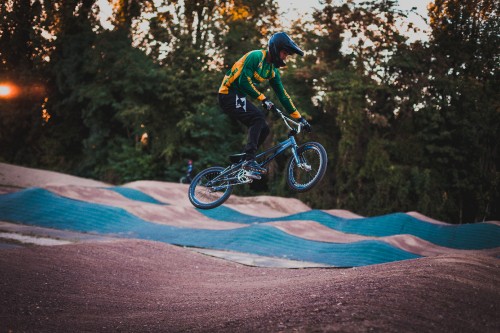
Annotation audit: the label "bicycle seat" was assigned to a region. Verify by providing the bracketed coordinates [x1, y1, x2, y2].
[229, 153, 246, 163]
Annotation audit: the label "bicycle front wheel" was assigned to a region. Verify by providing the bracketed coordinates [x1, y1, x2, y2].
[188, 166, 233, 209]
[286, 142, 328, 192]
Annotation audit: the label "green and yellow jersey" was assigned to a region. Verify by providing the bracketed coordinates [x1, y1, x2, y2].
[219, 49, 301, 119]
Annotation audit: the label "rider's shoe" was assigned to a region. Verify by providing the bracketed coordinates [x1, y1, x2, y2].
[244, 170, 262, 180]
[242, 160, 267, 175]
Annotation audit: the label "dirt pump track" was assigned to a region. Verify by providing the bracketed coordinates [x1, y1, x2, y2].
[0, 162, 499, 332]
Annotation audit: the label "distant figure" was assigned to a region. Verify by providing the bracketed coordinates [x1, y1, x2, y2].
[180, 160, 193, 184]
[187, 160, 193, 182]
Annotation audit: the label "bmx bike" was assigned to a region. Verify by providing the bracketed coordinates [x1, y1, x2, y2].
[188, 108, 328, 209]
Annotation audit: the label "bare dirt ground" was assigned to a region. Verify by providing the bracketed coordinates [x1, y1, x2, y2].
[1, 240, 499, 332]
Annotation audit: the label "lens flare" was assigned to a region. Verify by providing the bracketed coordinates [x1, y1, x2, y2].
[0, 83, 20, 98]
[0, 85, 12, 96]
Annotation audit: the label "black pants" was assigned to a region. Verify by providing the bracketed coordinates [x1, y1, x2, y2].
[218, 92, 270, 160]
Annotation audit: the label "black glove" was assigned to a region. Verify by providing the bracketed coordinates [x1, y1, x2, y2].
[299, 117, 312, 132]
[262, 98, 275, 112]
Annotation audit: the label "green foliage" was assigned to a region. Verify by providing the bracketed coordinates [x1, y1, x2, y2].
[419, 0, 500, 222]
[173, 103, 243, 179]
[97, 139, 158, 184]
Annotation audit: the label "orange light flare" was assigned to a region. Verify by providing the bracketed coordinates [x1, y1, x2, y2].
[0, 83, 21, 99]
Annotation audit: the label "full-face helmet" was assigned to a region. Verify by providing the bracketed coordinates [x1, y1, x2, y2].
[268, 32, 304, 68]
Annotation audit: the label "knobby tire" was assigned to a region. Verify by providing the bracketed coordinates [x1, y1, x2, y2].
[188, 166, 233, 209]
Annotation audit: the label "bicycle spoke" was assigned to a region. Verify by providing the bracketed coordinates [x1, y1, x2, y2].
[194, 174, 228, 205]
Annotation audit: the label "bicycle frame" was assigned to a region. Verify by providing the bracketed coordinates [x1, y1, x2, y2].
[257, 134, 299, 167]
[208, 108, 304, 187]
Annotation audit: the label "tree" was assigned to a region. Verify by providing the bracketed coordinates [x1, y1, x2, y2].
[141, 0, 281, 180]
[218, 0, 279, 68]
[0, 0, 48, 165]
[37, 0, 99, 172]
[285, 0, 414, 211]
[420, 0, 500, 222]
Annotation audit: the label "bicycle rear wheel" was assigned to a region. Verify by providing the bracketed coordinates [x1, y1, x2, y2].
[286, 142, 327, 192]
[188, 166, 233, 209]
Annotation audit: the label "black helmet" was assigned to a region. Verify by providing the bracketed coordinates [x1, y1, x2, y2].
[268, 32, 304, 68]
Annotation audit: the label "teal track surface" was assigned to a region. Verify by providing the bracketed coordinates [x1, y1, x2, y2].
[0, 187, 498, 267]
[201, 206, 500, 250]
[105, 187, 167, 205]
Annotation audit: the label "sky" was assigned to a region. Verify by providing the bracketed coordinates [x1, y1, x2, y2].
[277, 0, 433, 41]
[98, 0, 433, 41]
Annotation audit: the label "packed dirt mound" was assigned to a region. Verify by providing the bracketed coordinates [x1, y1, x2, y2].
[123, 180, 311, 216]
[1, 162, 499, 267]
[1, 240, 499, 332]
[0, 162, 107, 190]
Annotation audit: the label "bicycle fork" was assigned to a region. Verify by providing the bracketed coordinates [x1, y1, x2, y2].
[289, 136, 312, 171]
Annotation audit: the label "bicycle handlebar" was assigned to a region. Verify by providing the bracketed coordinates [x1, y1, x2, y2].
[273, 107, 302, 134]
